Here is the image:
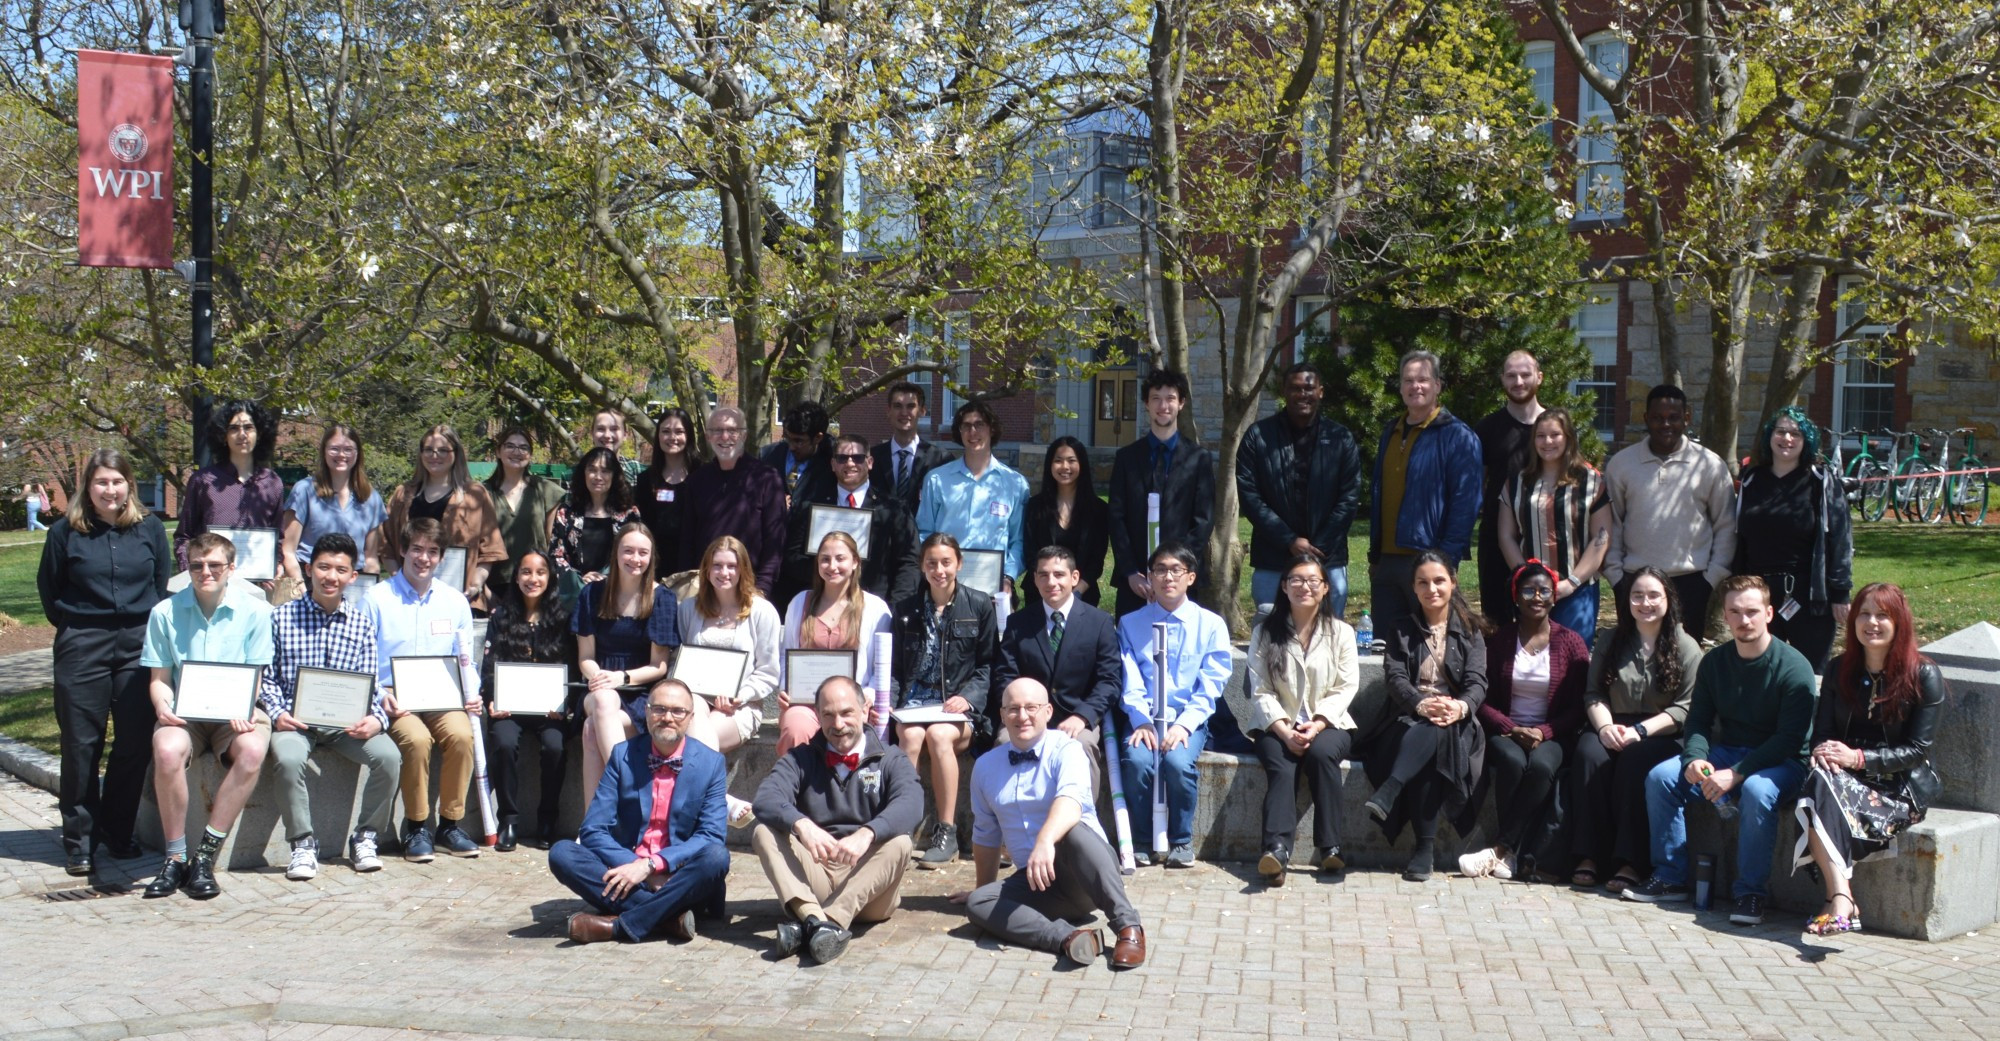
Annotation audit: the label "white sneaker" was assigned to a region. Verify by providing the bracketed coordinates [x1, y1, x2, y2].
[286, 838, 319, 881]
[726, 794, 755, 829]
[1491, 853, 1517, 881]
[1457, 847, 1501, 878]
[348, 829, 383, 873]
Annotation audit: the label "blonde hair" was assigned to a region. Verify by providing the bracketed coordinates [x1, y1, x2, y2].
[404, 424, 472, 496]
[695, 535, 760, 622]
[66, 449, 148, 532]
[314, 423, 373, 501]
[808, 531, 865, 648]
[599, 524, 659, 621]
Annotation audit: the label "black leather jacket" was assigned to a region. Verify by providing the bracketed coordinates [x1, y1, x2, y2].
[891, 584, 998, 733]
[1816, 656, 1945, 801]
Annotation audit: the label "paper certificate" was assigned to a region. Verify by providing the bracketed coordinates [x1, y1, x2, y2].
[342, 572, 380, 605]
[494, 662, 569, 715]
[807, 504, 874, 560]
[292, 666, 375, 729]
[210, 526, 280, 582]
[389, 655, 466, 713]
[959, 549, 1006, 597]
[173, 661, 263, 723]
[891, 704, 968, 725]
[670, 644, 750, 702]
[434, 545, 470, 594]
[785, 649, 858, 705]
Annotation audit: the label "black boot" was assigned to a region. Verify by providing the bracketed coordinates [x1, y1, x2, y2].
[495, 818, 517, 853]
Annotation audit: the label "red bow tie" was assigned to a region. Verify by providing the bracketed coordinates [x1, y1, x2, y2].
[825, 749, 860, 771]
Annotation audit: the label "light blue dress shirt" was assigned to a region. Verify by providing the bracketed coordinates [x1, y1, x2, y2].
[1117, 599, 1232, 733]
[969, 729, 1105, 864]
[915, 457, 1030, 578]
[366, 570, 479, 698]
[140, 582, 275, 681]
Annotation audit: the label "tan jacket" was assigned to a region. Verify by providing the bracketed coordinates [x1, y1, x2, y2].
[1234, 615, 1361, 734]
[378, 482, 508, 610]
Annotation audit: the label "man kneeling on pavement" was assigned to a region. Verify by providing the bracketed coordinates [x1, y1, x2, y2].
[752, 676, 923, 963]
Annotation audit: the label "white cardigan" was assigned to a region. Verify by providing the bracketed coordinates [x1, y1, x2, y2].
[676, 594, 784, 708]
[781, 590, 894, 696]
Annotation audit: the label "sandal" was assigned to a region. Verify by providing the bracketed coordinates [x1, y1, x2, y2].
[1604, 869, 1641, 895]
[1806, 895, 1863, 936]
[1570, 864, 1600, 888]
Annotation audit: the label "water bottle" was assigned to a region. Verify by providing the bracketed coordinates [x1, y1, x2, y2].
[1693, 853, 1716, 910]
[1356, 613, 1374, 654]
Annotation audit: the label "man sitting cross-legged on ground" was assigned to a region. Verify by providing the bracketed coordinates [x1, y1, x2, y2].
[261, 533, 402, 879]
[551, 679, 731, 945]
[1625, 575, 1816, 926]
[950, 678, 1146, 970]
[140, 532, 274, 900]
[751, 676, 924, 964]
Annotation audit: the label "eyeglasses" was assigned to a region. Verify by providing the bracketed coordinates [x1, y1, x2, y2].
[421, 445, 454, 456]
[1282, 575, 1324, 588]
[188, 561, 232, 574]
[500, 442, 531, 452]
[1771, 428, 1804, 440]
[324, 446, 358, 457]
[645, 704, 693, 719]
[832, 452, 868, 464]
[1149, 566, 1192, 579]
[1519, 586, 1555, 601]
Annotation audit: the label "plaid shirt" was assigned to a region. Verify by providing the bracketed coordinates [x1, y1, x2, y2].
[261, 593, 385, 730]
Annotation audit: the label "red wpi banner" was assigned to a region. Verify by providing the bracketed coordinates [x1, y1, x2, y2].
[76, 49, 175, 269]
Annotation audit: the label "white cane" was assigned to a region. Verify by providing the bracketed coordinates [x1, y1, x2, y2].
[1150, 620, 1170, 859]
[1103, 730, 1138, 874]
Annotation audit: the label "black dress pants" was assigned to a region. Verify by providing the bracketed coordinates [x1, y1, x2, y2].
[52, 623, 154, 854]
[1485, 733, 1564, 853]
[1252, 727, 1354, 851]
[487, 715, 567, 833]
[1566, 726, 1681, 874]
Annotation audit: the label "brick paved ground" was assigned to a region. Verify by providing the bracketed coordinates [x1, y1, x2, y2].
[2, 772, 1997, 1041]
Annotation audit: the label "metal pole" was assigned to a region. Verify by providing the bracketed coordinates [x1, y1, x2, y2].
[185, 1, 218, 468]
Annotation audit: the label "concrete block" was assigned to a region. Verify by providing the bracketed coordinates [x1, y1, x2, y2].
[1921, 623, 2000, 815]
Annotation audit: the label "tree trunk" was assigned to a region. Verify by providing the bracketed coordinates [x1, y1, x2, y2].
[1701, 264, 1753, 469]
[1148, 1, 1190, 423]
[1756, 264, 1829, 430]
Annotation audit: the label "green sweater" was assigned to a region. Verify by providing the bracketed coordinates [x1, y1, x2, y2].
[1680, 638, 1817, 777]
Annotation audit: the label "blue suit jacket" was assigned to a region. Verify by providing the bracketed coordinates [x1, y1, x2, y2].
[578, 735, 729, 874]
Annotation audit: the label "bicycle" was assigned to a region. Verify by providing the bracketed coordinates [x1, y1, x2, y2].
[1880, 430, 1936, 522]
[1937, 427, 1990, 527]
[1840, 428, 1894, 522]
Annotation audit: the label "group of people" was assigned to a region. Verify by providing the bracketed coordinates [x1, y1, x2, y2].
[31, 348, 1924, 967]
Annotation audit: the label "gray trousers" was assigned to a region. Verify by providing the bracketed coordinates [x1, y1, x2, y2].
[967, 826, 1140, 952]
[268, 729, 402, 843]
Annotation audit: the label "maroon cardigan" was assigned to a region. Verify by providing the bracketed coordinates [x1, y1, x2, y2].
[1476, 622, 1589, 742]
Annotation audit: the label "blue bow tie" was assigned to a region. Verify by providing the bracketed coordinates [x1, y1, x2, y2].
[1008, 748, 1040, 766]
[648, 751, 683, 773]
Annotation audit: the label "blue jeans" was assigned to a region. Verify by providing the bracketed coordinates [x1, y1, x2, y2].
[1643, 745, 1804, 898]
[1251, 566, 1349, 620]
[549, 838, 729, 941]
[1122, 722, 1209, 848]
[1550, 580, 1600, 649]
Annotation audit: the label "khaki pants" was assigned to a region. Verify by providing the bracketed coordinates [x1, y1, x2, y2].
[388, 711, 474, 822]
[752, 822, 914, 929]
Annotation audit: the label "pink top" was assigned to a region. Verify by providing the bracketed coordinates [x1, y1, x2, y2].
[633, 742, 682, 871]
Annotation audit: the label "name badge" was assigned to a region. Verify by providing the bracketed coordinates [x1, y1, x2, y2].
[430, 619, 454, 636]
[656, 489, 674, 502]
[988, 500, 1011, 518]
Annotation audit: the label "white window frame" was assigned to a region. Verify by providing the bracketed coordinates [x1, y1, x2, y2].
[1572, 283, 1620, 436]
[1523, 41, 1556, 138]
[1576, 35, 1626, 220]
[1831, 276, 1895, 436]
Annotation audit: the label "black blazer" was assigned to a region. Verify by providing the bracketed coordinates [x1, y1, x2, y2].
[892, 584, 998, 736]
[761, 439, 837, 508]
[1106, 435, 1215, 600]
[871, 438, 954, 514]
[993, 598, 1121, 733]
[1236, 412, 1363, 571]
[1021, 493, 1109, 608]
[778, 483, 921, 608]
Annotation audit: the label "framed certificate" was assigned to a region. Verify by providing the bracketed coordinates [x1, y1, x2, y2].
[959, 549, 1006, 597]
[210, 526, 280, 582]
[342, 571, 381, 605]
[785, 649, 858, 705]
[494, 661, 568, 715]
[670, 644, 750, 702]
[807, 504, 874, 560]
[173, 661, 263, 723]
[389, 655, 466, 713]
[434, 545, 470, 594]
[292, 666, 375, 729]
[891, 704, 968, 725]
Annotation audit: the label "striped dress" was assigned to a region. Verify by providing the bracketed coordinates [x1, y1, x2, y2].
[1500, 467, 1607, 582]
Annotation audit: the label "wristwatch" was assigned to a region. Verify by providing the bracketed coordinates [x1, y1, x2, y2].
[1633, 722, 1650, 740]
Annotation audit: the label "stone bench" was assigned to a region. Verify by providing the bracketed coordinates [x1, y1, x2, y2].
[135, 623, 2000, 941]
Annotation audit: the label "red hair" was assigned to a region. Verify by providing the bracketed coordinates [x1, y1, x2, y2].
[1837, 583, 1927, 724]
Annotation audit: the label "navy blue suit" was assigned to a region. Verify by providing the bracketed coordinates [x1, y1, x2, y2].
[548, 736, 731, 941]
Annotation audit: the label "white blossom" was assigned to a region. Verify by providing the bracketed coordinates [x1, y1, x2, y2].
[1463, 117, 1491, 144]
[1406, 116, 1434, 144]
[357, 252, 381, 282]
[1555, 199, 1577, 221]
[1458, 182, 1478, 203]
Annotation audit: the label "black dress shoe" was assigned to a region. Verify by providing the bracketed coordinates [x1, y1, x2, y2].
[64, 850, 93, 877]
[142, 858, 188, 898]
[807, 920, 852, 964]
[98, 838, 143, 860]
[774, 918, 810, 957]
[495, 822, 517, 852]
[184, 852, 222, 900]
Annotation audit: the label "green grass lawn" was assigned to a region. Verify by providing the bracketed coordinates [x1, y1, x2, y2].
[0, 687, 59, 756]
[1848, 523, 2000, 643]
[0, 536, 49, 623]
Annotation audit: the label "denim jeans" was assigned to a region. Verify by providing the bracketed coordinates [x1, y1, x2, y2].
[1251, 566, 1349, 621]
[1122, 722, 1209, 848]
[1643, 744, 1804, 898]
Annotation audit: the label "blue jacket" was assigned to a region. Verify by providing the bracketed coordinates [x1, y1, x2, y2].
[1370, 408, 1483, 563]
[577, 734, 730, 875]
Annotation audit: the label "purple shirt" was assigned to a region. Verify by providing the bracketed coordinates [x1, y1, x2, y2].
[679, 459, 788, 592]
[176, 462, 286, 571]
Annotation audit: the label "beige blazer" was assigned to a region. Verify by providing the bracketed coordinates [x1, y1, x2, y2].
[1235, 615, 1360, 734]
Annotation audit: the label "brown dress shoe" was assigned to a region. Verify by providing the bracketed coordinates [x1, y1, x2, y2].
[1060, 926, 1103, 966]
[1110, 925, 1146, 969]
[567, 912, 619, 944]
[658, 908, 697, 943]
